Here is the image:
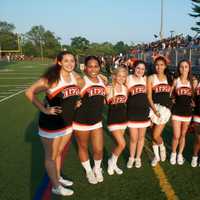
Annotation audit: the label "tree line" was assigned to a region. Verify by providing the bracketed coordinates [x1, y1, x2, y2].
[0, 21, 132, 58]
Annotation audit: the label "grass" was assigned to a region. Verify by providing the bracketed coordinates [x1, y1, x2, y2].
[0, 60, 200, 200]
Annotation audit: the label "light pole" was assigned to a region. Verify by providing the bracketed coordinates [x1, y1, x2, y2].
[170, 30, 175, 38]
[0, 44, 1, 60]
[17, 33, 22, 55]
[159, 0, 164, 40]
[39, 36, 44, 62]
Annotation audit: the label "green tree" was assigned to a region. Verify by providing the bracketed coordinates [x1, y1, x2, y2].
[0, 21, 15, 32]
[190, 0, 200, 33]
[24, 25, 61, 58]
[114, 41, 130, 55]
[0, 21, 18, 50]
[71, 36, 90, 54]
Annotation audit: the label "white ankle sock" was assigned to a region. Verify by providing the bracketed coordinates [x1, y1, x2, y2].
[81, 160, 92, 173]
[94, 159, 102, 170]
[159, 142, 165, 150]
[153, 145, 160, 160]
[111, 154, 118, 165]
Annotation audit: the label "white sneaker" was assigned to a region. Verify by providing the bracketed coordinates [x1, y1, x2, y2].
[127, 157, 135, 169]
[93, 168, 104, 182]
[113, 165, 123, 175]
[59, 176, 73, 186]
[86, 170, 98, 184]
[177, 154, 185, 165]
[107, 159, 114, 175]
[191, 156, 198, 168]
[52, 185, 74, 196]
[151, 157, 160, 167]
[170, 153, 177, 165]
[135, 158, 142, 168]
[160, 146, 166, 162]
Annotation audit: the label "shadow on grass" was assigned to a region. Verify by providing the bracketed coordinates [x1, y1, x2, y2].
[24, 113, 45, 200]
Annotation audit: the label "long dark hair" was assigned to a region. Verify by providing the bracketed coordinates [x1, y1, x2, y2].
[154, 56, 173, 86]
[177, 59, 194, 95]
[177, 59, 192, 80]
[41, 51, 75, 86]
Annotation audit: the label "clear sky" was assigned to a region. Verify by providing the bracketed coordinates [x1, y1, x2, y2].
[0, 0, 195, 45]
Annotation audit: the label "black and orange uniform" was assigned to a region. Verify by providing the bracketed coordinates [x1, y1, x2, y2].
[152, 74, 172, 109]
[193, 82, 200, 123]
[172, 78, 192, 122]
[127, 75, 150, 128]
[73, 75, 106, 131]
[107, 85, 127, 131]
[38, 73, 80, 138]
[149, 74, 172, 125]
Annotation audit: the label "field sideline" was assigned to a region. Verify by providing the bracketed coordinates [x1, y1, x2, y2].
[0, 61, 199, 200]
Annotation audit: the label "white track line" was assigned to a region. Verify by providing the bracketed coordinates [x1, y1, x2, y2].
[0, 85, 31, 87]
[0, 69, 14, 72]
[0, 72, 40, 76]
[0, 92, 15, 95]
[0, 77, 37, 79]
[8, 89, 23, 92]
[0, 89, 25, 103]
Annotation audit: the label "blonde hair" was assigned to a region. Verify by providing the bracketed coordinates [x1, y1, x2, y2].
[110, 66, 128, 98]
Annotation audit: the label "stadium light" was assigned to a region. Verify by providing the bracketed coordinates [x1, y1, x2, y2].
[170, 30, 175, 38]
[159, 0, 164, 40]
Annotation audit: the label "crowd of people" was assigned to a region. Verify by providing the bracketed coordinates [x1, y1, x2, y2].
[132, 34, 200, 53]
[25, 51, 200, 197]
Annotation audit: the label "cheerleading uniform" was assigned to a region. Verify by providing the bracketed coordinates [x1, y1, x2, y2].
[149, 74, 172, 125]
[172, 78, 192, 122]
[73, 75, 106, 131]
[127, 75, 150, 128]
[107, 85, 127, 131]
[38, 73, 80, 138]
[193, 82, 200, 124]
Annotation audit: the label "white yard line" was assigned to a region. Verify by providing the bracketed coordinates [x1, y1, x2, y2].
[0, 92, 15, 95]
[0, 77, 37, 79]
[0, 72, 41, 76]
[0, 84, 31, 87]
[8, 89, 23, 92]
[0, 89, 25, 103]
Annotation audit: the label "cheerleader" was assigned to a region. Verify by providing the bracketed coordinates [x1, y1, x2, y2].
[147, 56, 172, 167]
[126, 60, 150, 168]
[191, 78, 200, 167]
[73, 56, 107, 184]
[25, 51, 81, 196]
[107, 67, 128, 175]
[170, 60, 193, 165]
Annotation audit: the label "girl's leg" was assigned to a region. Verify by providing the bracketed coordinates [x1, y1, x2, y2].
[135, 128, 147, 168]
[151, 124, 166, 166]
[171, 120, 181, 153]
[129, 128, 139, 159]
[191, 124, 200, 167]
[127, 128, 138, 168]
[41, 137, 61, 188]
[91, 128, 104, 182]
[56, 133, 72, 179]
[193, 124, 200, 156]
[178, 121, 190, 154]
[108, 129, 126, 174]
[136, 128, 147, 159]
[111, 129, 126, 158]
[74, 130, 97, 184]
[91, 128, 104, 169]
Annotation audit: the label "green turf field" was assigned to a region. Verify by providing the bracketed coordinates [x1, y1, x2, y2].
[0, 61, 200, 200]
